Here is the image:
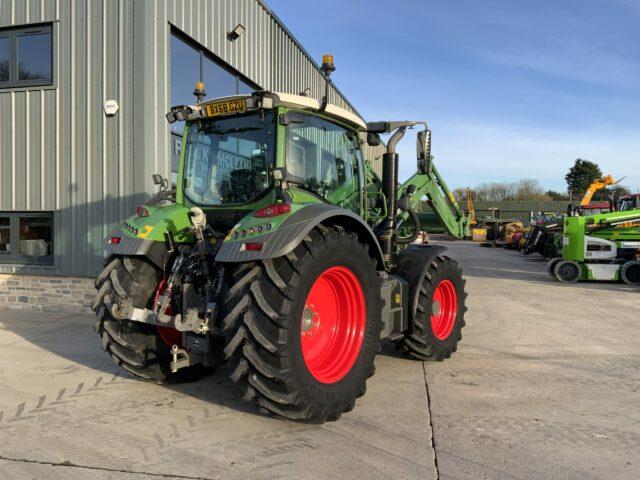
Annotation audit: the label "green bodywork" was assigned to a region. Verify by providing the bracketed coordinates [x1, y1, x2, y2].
[114, 103, 471, 264]
[562, 210, 640, 262]
[400, 167, 471, 239]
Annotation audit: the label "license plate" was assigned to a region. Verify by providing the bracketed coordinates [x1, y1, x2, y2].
[203, 98, 247, 117]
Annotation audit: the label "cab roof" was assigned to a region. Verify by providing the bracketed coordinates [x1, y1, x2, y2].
[171, 91, 367, 131]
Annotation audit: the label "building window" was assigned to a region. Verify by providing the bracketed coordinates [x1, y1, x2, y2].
[0, 24, 53, 88]
[0, 212, 54, 265]
[0, 217, 10, 255]
[169, 30, 258, 130]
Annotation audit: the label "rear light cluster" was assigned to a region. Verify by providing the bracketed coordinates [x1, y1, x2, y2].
[243, 243, 263, 251]
[254, 203, 291, 218]
[232, 222, 272, 240]
[122, 221, 139, 236]
[109, 236, 122, 245]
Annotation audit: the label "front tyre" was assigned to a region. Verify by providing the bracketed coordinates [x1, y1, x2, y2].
[222, 226, 383, 422]
[555, 259, 581, 283]
[399, 255, 467, 361]
[547, 257, 562, 280]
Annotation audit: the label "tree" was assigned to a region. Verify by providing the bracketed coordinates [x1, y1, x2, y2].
[473, 179, 551, 201]
[512, 178, 549, 200]
[475, 182, 516, 201]
[565, 159, 602, 198]
[546, 190, 569, 201]
[597, 185, 631, 202]
[453, 187, 476, 203]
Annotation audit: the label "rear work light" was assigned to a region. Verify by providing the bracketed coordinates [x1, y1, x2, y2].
[136, 206, 149, 217]
[254, 203, 291, 218]
[110, 236, 122, 245]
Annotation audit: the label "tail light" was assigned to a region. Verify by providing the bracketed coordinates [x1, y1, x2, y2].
[243, 243, 263, 251]
[109, 236, 122, 245]
[254, 203, 291, 218]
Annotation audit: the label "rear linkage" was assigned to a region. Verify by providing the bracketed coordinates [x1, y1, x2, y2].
[105, 207, 226, 372]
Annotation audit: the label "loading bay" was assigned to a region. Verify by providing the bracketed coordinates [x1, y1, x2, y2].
[0, 239, 638, 480]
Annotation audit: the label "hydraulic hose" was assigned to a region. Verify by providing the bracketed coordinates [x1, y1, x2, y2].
[397, 208, 421, 244]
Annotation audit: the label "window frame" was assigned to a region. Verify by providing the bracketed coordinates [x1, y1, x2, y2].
[170, 27, 260, 97]
[0, 212, 54, 266]
[284, 111, 365, 213]
[181, 111, 276, 208]
[0, 23, 54, 90]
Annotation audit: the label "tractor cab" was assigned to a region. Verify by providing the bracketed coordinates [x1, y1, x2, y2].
[165, 90, 369, 231]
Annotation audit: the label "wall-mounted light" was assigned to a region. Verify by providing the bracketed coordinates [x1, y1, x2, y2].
[227, 24, 246, 41]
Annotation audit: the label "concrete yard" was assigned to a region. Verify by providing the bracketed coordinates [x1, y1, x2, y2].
[0, 240, 638, 480]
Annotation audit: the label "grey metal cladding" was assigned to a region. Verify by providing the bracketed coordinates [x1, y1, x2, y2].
[0, 0, 383, 277]
[215, 203, 384, 265]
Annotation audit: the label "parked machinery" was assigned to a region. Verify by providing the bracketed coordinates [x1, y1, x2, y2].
[92, 57, 472, 422]
[548, 209, 640, 284]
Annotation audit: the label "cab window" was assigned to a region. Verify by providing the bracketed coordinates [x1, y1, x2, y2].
[286, 114, 362, 212]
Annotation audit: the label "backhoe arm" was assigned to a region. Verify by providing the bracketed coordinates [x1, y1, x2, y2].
[398, 160, 471, 239]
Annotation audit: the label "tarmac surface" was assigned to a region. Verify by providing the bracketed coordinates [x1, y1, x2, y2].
[0, 240, 638, 479]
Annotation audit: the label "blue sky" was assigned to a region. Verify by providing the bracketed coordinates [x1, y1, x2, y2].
[267, 0, 640, 192]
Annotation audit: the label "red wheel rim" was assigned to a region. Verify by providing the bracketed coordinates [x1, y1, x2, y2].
[153, 277, 182, 347]
[430, 279, 458, 340]
[300, 266, 366, 384]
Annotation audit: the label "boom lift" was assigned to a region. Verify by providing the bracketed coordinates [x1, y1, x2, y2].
[92, 56, 469, 423]
[548, 209, 640, 284]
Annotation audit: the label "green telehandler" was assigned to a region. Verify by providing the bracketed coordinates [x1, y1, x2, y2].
[92, 56, 472, 422]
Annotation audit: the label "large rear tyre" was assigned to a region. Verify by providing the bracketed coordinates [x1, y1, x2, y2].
[222, 226, 383, 422]
[398, 255, 467, 361]
[92, 256, 211, 383]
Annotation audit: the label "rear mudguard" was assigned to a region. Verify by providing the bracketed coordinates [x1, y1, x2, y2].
[215, 203, 385, 268]
[393, 244, 448, 328]
[102, 227, 169, 269]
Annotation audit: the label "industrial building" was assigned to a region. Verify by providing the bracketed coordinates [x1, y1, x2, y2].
[0, 0, 380, 311]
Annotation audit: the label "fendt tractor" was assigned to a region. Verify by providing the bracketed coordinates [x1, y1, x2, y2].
[92, 56, 471, 422]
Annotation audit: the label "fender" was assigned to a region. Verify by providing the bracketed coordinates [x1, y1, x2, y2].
[103, 227, 168, 269]
[394, 244, 448, 325]
[215, 203, 385, 268]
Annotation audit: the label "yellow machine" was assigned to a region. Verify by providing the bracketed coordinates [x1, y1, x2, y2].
[466, 189, 476, 226]
[580, 175, 626, 206]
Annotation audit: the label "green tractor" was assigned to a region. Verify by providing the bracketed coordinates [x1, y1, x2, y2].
[93, 58, 471, 422]
[548, 209, 640, 284]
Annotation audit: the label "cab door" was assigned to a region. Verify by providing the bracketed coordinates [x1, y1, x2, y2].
[285, 112, 363, 214]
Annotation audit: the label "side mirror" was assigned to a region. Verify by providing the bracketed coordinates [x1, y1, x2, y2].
[417, 129, 431, 174]
[152, 173, 168, 192]
[367, 132, 382, 147]
[272, 167, 306, 187]
[280, 111, 306, 126]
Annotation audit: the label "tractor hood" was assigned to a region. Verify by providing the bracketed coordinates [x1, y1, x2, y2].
[103, 203, 195, 268]
[117, 204, 195, 243]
